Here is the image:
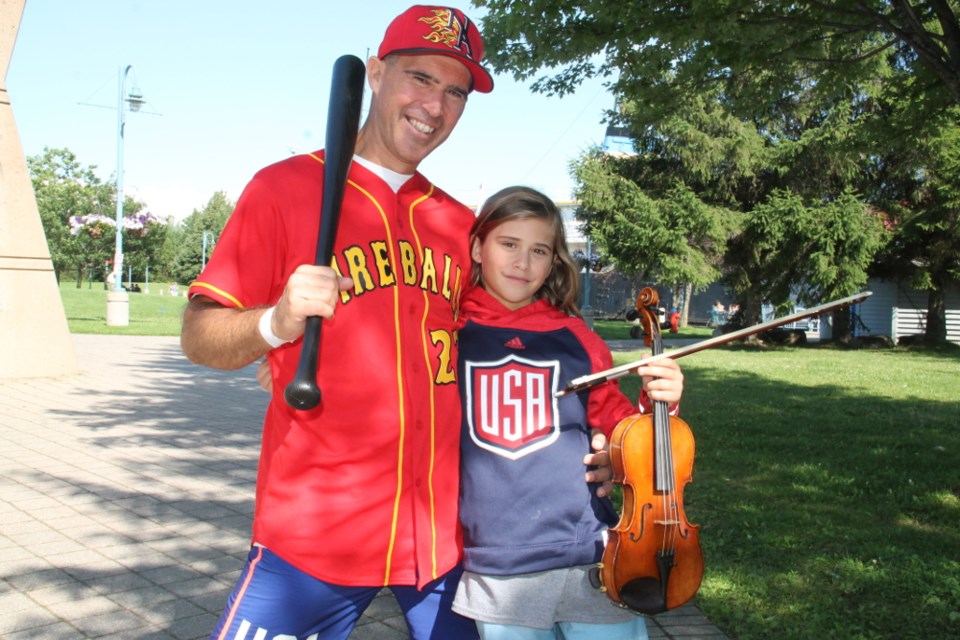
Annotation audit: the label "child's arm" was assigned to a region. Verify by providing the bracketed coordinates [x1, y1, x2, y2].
[586, 359, 683, 499]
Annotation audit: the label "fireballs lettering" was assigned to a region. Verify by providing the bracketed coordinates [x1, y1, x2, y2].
[332, 240, 462, 304]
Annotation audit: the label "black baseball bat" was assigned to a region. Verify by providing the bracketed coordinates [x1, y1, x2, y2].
[284, 54, 366, 411]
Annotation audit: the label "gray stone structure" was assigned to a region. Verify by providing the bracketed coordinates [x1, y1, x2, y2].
[1, 0, 76, 378]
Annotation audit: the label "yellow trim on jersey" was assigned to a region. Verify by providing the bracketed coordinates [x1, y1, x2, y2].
[189, 282, 245, 309]
[406, 186, 442, 580]
[310, 151, 408, 585]
[346, 177, 407, 587]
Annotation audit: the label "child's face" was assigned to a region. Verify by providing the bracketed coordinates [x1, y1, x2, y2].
[471, 217, 556, 311]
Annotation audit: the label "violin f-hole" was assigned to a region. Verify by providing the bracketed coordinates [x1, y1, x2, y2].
[628, 502, 653, 542]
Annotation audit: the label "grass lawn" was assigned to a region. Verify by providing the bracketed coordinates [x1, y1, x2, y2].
[592, 317, 714, 341]
[57, 282, 960, 637]
[613, 343, 960, 639]
[59, 281, 187, 335]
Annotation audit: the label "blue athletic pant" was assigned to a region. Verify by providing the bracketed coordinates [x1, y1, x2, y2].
[210, 546, 479, 640]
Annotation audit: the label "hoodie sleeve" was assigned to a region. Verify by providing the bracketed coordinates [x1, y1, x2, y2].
[573, 328, 638, 436]
[575, 324, 680, 435]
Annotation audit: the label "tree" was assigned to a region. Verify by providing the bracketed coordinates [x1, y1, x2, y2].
[726, 190, 888, 340]
[27, 148, 111, 285]
[28, 147, 167, 288]
[572, 79, 886, 334]
[475, 1, 960, 118]
[168, 191, 235, 285]
[478, 0, 958, 342]
[573, 148, 737, 313]
[866, 107, 960, 342]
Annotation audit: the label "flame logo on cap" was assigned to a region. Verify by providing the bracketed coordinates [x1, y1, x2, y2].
[418, 8, 475, 60]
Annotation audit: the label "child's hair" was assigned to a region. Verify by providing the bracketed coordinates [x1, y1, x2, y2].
[468, 186, 581, 316]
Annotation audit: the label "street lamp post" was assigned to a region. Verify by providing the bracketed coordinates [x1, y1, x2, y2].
[106, 65, 145, 327]
[201, 231, 215, 271]
[582, 236, 594, 328]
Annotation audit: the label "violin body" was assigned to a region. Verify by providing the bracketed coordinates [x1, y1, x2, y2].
[594, 287, 703, 615]
[598, 412, 703, 614]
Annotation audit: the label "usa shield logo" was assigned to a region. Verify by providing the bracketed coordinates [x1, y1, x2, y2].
[464, 355, 561, 460]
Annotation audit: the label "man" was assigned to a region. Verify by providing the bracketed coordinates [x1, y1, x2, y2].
[181, 6, 609, 639]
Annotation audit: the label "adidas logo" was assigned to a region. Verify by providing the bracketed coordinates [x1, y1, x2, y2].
[504, 337, 525, 349]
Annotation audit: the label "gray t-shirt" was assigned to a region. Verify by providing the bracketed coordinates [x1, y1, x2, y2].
[452, 564, 645, 629]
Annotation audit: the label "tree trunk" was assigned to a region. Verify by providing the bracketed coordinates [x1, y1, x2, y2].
[924, 285, 947, 344]
[833, 308, 852, 344]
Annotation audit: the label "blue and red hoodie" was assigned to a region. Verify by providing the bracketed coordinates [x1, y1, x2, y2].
[456, 286, 643, 576]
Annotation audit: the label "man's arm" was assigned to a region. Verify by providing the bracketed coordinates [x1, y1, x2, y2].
[181, 297, 271, 370]
[181, 264, 352, 370]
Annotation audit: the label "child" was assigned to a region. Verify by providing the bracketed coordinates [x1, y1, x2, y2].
[453, 186, 684, 640]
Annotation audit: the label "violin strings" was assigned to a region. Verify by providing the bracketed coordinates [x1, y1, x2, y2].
[643, 298, 679, 557]
[656, 399, 675, 554]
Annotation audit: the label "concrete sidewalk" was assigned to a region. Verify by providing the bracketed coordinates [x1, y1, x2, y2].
[0, 334, 727, 639]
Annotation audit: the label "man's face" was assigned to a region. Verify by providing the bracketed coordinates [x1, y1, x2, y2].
[357, 53, 471, 174]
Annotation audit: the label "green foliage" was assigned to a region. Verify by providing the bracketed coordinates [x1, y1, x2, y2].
[166, 191, 235, 285]
[477, 0, 958, 342]
[867, 106, 960, 342]
[726, 189, 887, 322]
[475, 1, 960, 120]
[27, 147, 163, 288]
[611, 344, 960, 639]
[623, 91, 774, 208]
[573, 149, 735, 291]
[28, 148, 112, 284]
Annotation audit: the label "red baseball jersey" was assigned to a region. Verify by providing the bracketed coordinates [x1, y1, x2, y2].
[189, 152, 475, 588]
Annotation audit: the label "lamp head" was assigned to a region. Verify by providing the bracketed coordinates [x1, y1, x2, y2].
[126, 86, 145, 112]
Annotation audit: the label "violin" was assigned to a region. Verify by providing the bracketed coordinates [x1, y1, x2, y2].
[594, 287, 704, 614]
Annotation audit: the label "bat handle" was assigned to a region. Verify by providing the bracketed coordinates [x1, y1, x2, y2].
[284, 316, 323, 410]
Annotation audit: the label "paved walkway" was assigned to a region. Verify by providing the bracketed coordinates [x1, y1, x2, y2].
[0, 334, 727, 639]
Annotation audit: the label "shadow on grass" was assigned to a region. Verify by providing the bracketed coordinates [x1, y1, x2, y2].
[672, 357, 960, 640]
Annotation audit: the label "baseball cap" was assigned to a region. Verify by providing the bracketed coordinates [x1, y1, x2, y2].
[378, 5, 494, 93]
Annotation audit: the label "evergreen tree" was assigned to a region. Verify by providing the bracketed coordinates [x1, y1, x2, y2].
[168, 191, 235, 285]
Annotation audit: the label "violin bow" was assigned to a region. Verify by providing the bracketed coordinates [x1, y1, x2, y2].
[556, 291, 873, 397]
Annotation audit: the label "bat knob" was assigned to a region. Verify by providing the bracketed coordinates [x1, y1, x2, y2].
[284, 380, 321, 411]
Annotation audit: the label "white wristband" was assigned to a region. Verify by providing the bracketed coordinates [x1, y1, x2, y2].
[258, 306, 289, 349]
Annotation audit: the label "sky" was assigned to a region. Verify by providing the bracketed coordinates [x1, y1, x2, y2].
[8, 0, 614, 222]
